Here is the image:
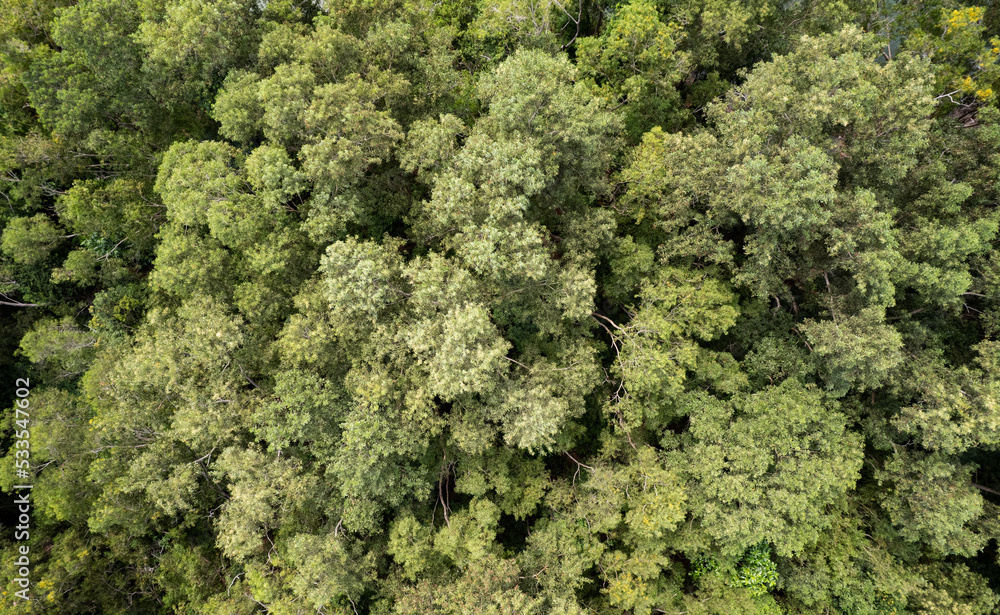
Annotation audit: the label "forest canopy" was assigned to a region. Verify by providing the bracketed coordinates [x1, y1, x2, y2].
[2, 0, 1000, 613]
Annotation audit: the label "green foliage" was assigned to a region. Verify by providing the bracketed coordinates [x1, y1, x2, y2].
[730, 543, 778, 598]
[18, 316, 95, 379]
[577, 0, 690, 137]
[875, 449, 986, 557]
[88, 283, 147, 340]
[691, 542, 778, 598]
[685, 380, 863, 557]
[3, 3, 1000, 614]
[135, 0, 261, 105]
[1, 214, 63, 265]
[212, 69, 264, 143]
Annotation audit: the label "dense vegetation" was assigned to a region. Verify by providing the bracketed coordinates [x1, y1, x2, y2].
[2, 0, 1000, 612]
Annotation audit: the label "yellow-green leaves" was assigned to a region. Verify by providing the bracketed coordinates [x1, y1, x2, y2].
[155, 140, 245, 229]
[212, 70, 263, 143]
[9, 3, 1000, 613]
[258, 62, 316, 147]
[576, 0, 689, 137]
[213, 445, 318, 561]
[1, 213, 63, 265]
[135, 0, 259, 104]
[299, 75, 404, 189]
[710, 26, 933, 185]
[321, 236, 408, 327]
[611, 265, 739, 430]
[284, 531, 376, 611]
[686, 381, 863, 557]
[800, 307, 903, 395]
[907, 5, 1000, 107]
[577, 0, 687, 88]
[894, 341, 1000, 455]
[400, 113, 466, 180]
[875, 449, 986, 557]
[18, 316, 95, 378]
[406, 303, 510, 401]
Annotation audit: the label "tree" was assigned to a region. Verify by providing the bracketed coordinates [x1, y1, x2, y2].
[684, 380, 863, 557]
[3, 3, 1000, 613]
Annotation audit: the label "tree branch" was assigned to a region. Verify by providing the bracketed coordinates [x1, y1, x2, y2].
[973, 482, 1000, 496]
